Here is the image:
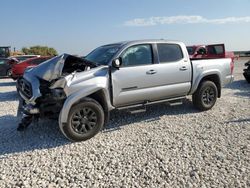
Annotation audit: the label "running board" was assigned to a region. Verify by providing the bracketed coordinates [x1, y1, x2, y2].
[168, 100, 183, 106]
[129, 108, 147, 114]
[117, 96, 186, 110]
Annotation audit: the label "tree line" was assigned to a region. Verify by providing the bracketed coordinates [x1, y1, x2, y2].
[22, 46, 58, 56]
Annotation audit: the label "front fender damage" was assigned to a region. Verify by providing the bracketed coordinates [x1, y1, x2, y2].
[17, 54, 101, 131]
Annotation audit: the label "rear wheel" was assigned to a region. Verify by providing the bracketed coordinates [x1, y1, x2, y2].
[192, 81, 218, 111]
[59, 98, 104, 142]
[243, 72, 250, 83]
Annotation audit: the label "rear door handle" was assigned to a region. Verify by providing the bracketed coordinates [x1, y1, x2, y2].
[179, 66, 188, 71]
[146, 70, 157, 75]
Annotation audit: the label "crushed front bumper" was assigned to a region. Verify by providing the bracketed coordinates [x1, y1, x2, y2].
[17, 90, 40, 131]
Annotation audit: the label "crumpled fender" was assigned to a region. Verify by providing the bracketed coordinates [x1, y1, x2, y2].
[59, 84, 110, 124]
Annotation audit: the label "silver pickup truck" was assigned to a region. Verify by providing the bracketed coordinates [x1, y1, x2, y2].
[17, 40, 234, 141]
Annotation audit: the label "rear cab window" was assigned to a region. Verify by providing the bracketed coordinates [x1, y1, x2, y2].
[157, 43, 183, 63]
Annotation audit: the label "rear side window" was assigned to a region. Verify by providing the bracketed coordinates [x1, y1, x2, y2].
[157, 44, 183, 63]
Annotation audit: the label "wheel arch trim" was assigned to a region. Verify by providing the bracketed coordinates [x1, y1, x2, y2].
[190, 71, 222, 97]
[59, 87, 113, 124]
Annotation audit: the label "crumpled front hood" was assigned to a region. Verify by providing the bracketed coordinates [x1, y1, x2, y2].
[21, 53, 98, 104]
[59, 66, 109, 96]
[25, 54, 65, 81]
[24, 53, 97, 81]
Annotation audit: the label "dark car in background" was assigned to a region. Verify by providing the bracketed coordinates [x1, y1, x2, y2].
[11, 56, 51, 79]
[245, 51, 250, 56]
[243, 60, 250, 83]
[0, 58, 12, 77]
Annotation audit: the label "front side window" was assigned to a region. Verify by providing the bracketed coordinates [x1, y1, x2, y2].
[121, 44, 153, 67]
[157, 44, 183, 63]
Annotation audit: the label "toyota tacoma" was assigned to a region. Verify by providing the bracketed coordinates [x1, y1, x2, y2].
[17, 40, 234, 141]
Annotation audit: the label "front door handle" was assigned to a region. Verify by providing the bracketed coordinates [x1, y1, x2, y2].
[146, 70, 157, 75]
[179, 66, 188, 71]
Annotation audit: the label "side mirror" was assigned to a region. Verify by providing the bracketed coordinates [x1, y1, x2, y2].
[112, 58, 122, 69]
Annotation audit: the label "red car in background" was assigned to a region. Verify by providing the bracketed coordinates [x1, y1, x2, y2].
[11, 56, 51, 79]
[187, 44, 235, 62]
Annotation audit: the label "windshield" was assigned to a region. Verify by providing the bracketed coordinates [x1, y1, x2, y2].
[85, 44, 121, 65]
[187, 47, 195, 55]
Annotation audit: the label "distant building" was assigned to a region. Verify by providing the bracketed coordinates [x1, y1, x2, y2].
[234, 51, 250, 57]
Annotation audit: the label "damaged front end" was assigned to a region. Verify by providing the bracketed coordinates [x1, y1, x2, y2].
[17, 54, 98, 131]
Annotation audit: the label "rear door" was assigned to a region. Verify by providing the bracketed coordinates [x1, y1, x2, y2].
[150, 43, 192, 99]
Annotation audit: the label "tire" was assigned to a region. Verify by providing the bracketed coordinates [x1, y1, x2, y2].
[192, 81, 218, 111]
[59, 98, 104, 142]
[6, 69, 12, 77]
[243, 72, 250, 83]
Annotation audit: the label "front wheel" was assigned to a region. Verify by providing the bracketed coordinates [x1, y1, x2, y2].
[59, 98, 104, 142]
[192, 81, 218, 111]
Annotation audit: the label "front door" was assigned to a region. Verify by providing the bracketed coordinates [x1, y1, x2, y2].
[112, 44, 157, 107]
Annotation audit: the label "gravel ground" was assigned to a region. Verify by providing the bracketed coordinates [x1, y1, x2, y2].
[0, 58, 250, 188]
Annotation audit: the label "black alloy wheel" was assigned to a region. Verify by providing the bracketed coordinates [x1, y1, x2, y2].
[202, 87, 216, 106]
[60, 98, 104, 142]
[71, 107, 98, 134]
[192, 81, 218, 111]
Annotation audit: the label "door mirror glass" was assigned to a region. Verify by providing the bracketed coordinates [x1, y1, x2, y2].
[112, 58, 122, 69]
